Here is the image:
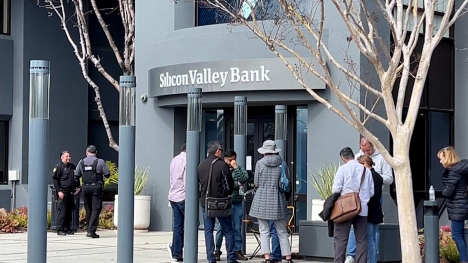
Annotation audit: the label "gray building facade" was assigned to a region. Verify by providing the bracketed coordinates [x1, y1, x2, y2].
[0, 0, 121, 210]
[0, 0, 467, 233]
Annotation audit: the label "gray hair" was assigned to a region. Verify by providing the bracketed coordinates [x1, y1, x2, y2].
[207, 141, 222, 155]
[339, 147, 354, 160]
[86, 145, 97, 154]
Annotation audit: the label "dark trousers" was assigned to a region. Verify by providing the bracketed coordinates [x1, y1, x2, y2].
[170, 200, 185, 259]
[334, 216, 367, 263]
[83, 185, 103, 233]
[56, 191, 74, 232]
[202, 207, 236, 262]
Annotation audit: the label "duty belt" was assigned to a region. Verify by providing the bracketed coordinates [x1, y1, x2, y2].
[84, 182, 103, 186]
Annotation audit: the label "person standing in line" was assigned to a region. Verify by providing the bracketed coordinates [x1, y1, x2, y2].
[333, 147, 374, 263]
[214, 149, 249, 261]
[249, 140, 294, 263]
[74, 145, 111, 238]
[167, 144, 187, 262]
[198, 141, 239, 263]
[346, 138, 393, 263]
[438, 147, 468, 263]
[357, 155, 383, 263]
[52, 151, 79, 236]
[269, 176, 293, 263]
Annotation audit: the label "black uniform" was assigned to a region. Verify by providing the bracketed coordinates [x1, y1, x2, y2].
[74, 155, 110, 236]
[52, 162, 77, 234]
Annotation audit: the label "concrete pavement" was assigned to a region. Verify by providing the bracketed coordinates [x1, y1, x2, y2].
[0, 230, 325, 263]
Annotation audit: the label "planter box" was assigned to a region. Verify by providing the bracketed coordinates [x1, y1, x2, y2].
[299, 220, 402, 262]
[114, 195, 151, 231]
[311, 199, 325, 221]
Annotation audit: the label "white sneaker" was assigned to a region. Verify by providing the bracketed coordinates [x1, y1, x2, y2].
[167, 242, 174, 261]
[345, 256, 355, 263]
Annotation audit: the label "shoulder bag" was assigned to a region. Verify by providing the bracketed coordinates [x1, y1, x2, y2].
[330, 167, 366, 223]
[205, 158, 232, 218]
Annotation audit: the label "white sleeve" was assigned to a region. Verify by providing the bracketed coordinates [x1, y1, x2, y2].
[380, 159, 394, 186]
[332, 166, 344, 194]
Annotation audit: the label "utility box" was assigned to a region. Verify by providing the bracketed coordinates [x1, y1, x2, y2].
[8, 170, 20, 181]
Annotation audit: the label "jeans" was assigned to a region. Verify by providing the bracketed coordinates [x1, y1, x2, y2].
[215, 203, 243, 252]
[451, 220, 468, 262]
[270, 220, 282, 260]
[170, 200, 185, 259]
[348, 225, 380, 259]
[348, 199, 382, 258]
[202, 207, 236, 262]
[367, 223, 378, 263]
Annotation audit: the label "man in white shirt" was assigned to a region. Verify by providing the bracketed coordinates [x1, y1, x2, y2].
[345, 138, 393, 263]
[333, 147, 374, 263]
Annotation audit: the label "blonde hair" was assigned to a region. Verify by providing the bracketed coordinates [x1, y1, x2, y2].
[438, 147, 460, 168]
[357, 155, 374, 168]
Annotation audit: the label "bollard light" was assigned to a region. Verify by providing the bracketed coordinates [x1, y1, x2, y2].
[117, 75, 137, 263]
[275, 105, 287, 160]
[27, 60, 51, 263]
[234, 96, 248, 254]
[184, 87, 203, 263]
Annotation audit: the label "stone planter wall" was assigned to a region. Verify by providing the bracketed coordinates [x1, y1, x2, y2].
[299, 220, 402, 262]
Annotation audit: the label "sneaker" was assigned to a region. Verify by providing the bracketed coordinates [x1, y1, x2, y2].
[235, 251, 248, 261]
[56, 231, 66, 236]
[167, 243, 174, 260]
[345, 256, 355, 263]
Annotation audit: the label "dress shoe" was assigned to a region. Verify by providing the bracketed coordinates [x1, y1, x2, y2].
[86, 232, 100, 238]
[56, 231, 67, 236]
[235, 251, 248, 260]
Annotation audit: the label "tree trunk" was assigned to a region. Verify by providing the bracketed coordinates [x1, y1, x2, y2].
[393, 149, 421, 263]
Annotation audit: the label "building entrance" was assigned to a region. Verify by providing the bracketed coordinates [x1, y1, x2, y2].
[225, 117, 275, 171]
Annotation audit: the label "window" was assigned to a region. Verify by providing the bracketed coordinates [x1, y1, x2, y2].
[0, 122, 7, 184]
[196, 0, 286, 26]
[0, 0, 10, 35]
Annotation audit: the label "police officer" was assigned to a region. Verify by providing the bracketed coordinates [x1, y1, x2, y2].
[52, 151, 79, 236]
[74, 145, 111, 238]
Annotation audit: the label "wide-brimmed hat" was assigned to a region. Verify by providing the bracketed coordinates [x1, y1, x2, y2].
[257, 140, 282, 154]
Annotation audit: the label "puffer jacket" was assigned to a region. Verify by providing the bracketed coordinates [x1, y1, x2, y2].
[249, 155, 288, 220]
[442, 159, 468, 221]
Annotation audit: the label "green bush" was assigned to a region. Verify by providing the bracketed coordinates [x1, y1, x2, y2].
[311, 163, 339, 200]
[110, 163, 150, 195]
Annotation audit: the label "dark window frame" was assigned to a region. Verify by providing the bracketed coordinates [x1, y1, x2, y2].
[0, 0, 11, 36]
[0, 121, 8, 184]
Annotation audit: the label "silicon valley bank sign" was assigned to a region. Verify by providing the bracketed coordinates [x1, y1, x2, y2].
[160, 66, 271, 88]
[148, 58, 324, 97]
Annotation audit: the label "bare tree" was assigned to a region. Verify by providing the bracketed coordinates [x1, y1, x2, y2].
[199, 0, 467, 262]
[40, 0, 135, 152]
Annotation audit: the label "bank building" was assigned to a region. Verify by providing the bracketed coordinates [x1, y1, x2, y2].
[0, 0, 467, 255]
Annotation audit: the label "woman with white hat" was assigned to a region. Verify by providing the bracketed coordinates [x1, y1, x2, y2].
[249, 140, 293, 263]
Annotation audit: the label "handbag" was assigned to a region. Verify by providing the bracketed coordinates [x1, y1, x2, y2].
[205, 158, 232, 218]
[330, 167, 366, 224]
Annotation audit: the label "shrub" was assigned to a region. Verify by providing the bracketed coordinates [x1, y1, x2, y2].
[311, 163, 339, 200]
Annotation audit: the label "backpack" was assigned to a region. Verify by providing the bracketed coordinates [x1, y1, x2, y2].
[279, 161, 290, 193]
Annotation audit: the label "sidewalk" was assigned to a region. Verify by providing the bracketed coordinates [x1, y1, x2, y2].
[0, 230, 325, 263]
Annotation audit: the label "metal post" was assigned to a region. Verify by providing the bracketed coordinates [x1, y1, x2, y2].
[424, 200, 439, 263]
[184, 87, 202, 263]
[27, 60, 50, 263]
[234, 96, 248, 254]
[117, 76, 137, 263]
[275, 105, 287, 160]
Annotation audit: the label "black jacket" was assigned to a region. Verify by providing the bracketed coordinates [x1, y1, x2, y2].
[52, 162, 77, 193]
[198, 155, 234, 207]
[319, 193, 340, 237]
[367, 168, 384, 225]
[442, 159, 468, 221]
